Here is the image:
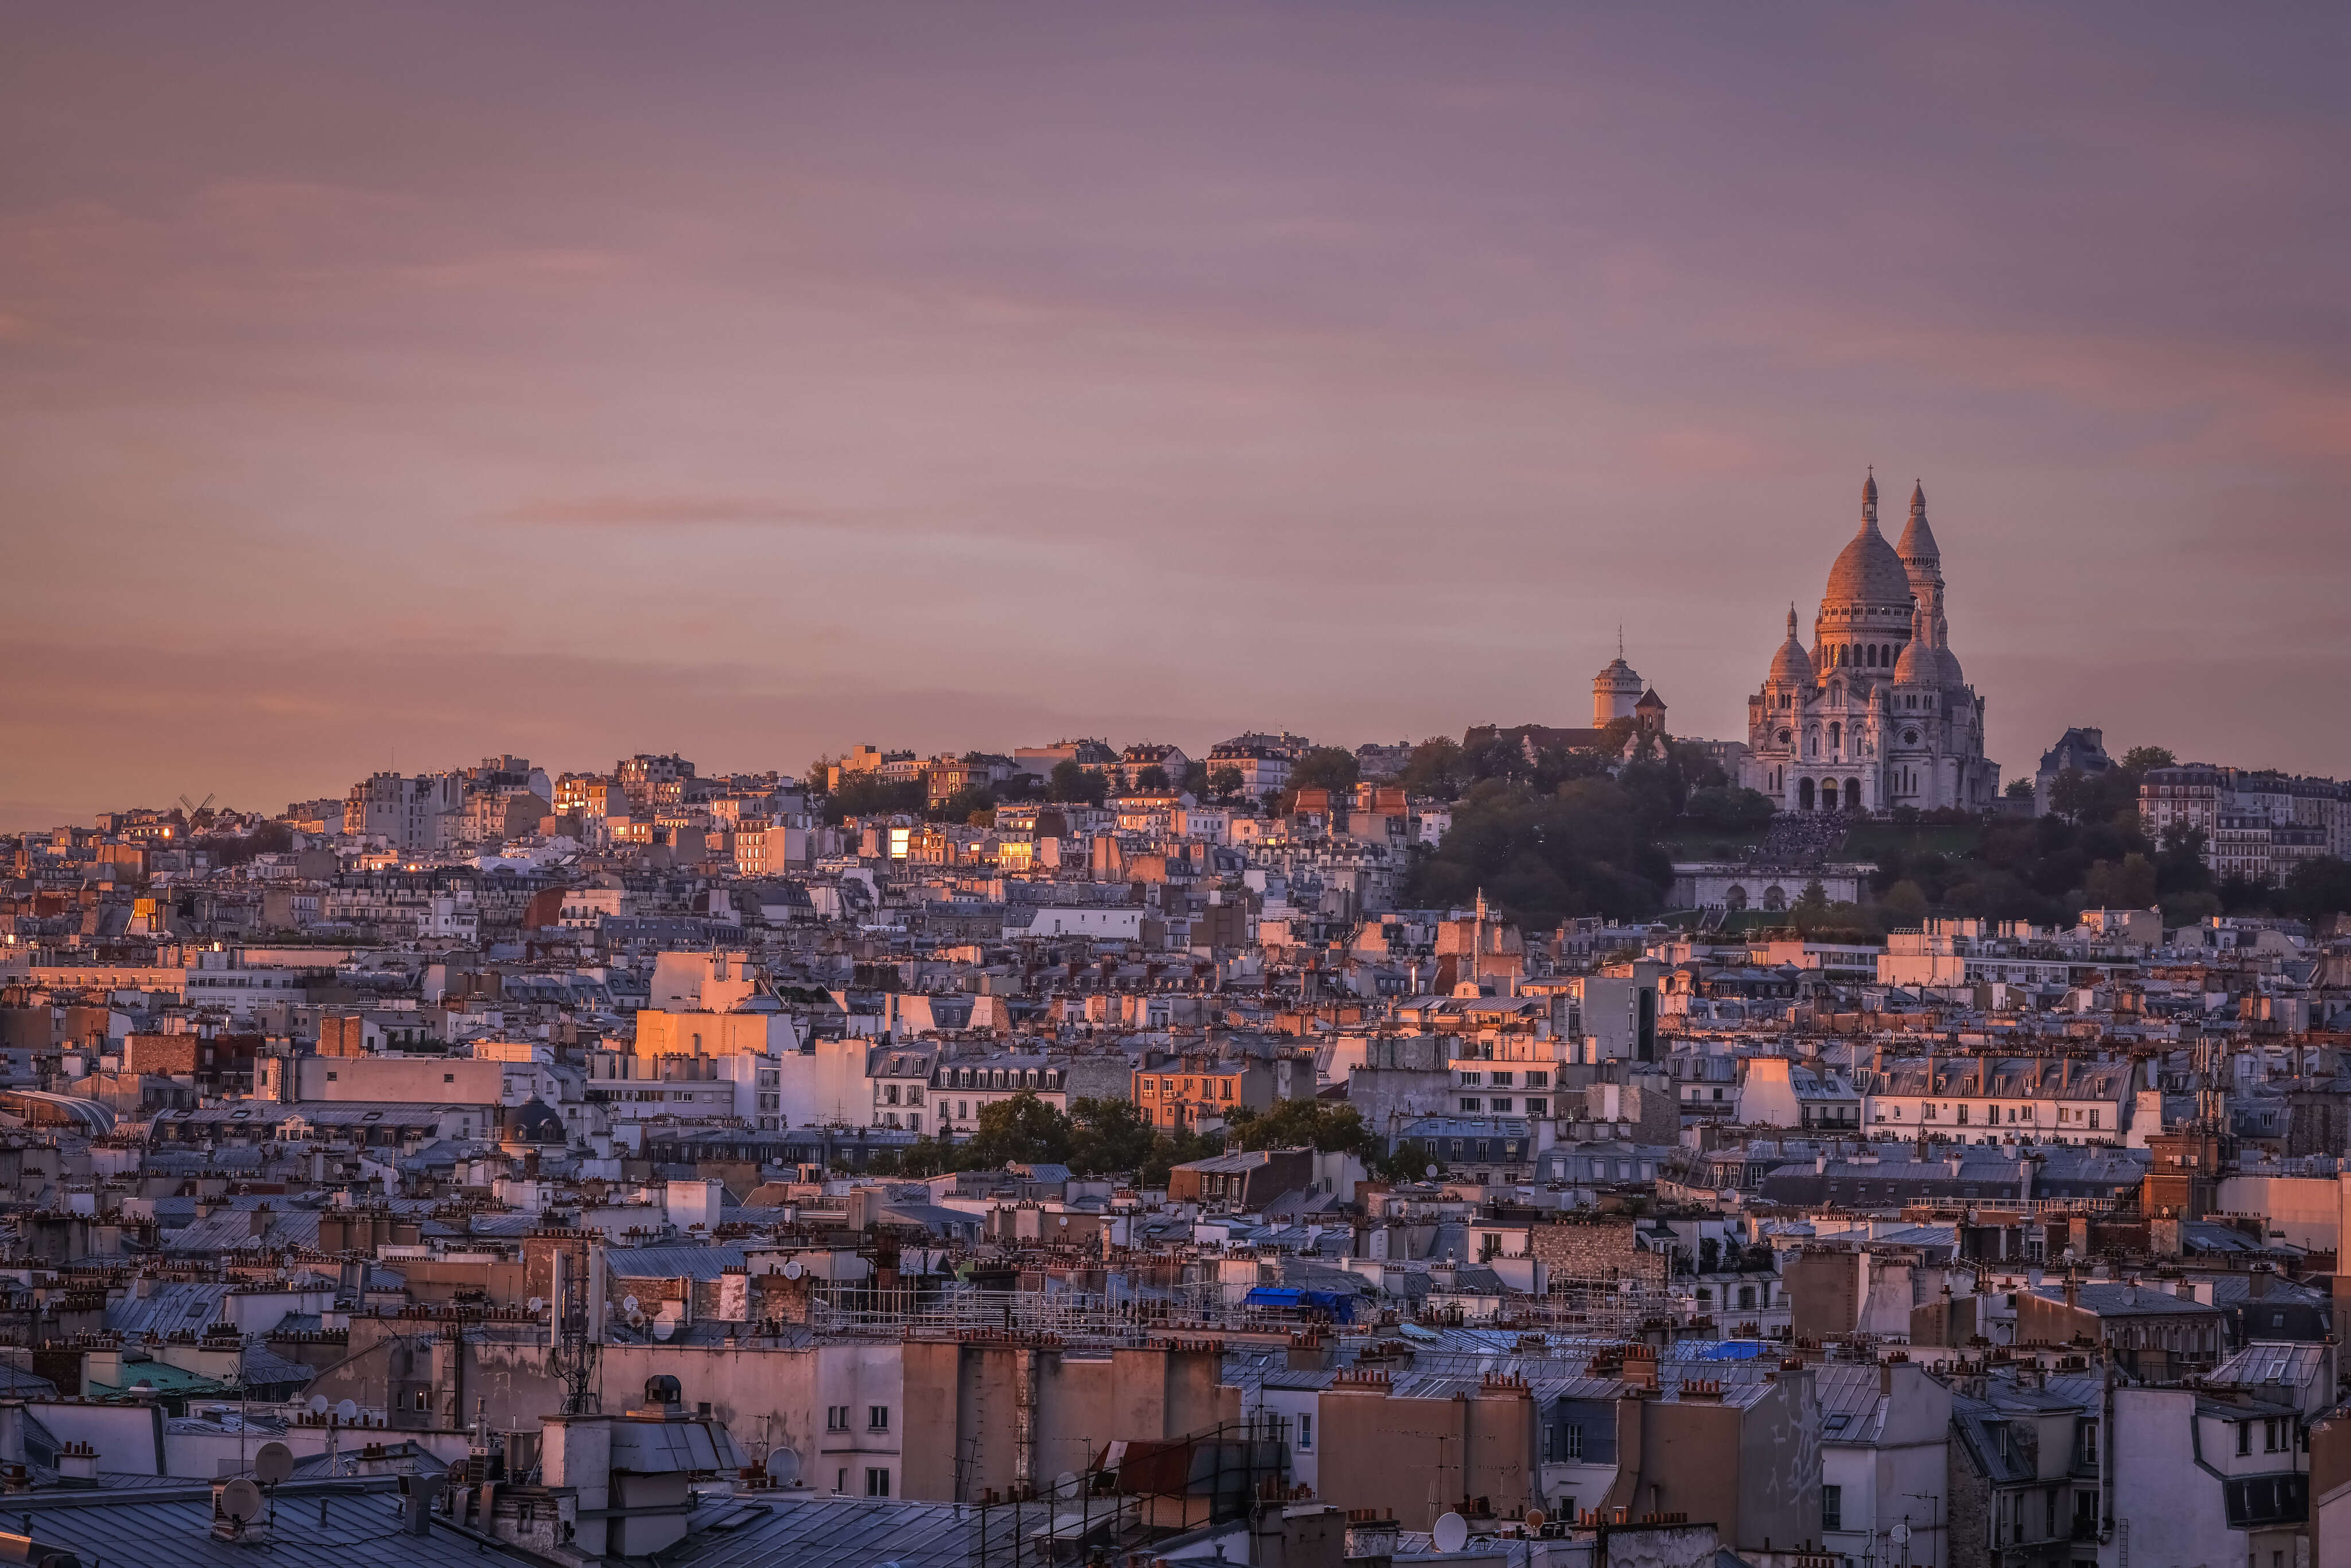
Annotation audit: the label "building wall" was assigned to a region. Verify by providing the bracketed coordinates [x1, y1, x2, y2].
[1528, 1221, 1670, 1290]
[900, 1338, 1232, 1502]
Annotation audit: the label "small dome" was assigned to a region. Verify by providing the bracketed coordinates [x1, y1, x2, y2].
[502, 1099, 567, 1145]
[1824, 519, 1917, 608]
[1896, 480, 1940, 564]
[1939, 646, 1966, 688]
[1893, 636, 1937, 685]
[1766, 606, 1815, 686]
[1594, 655, 1641, 686]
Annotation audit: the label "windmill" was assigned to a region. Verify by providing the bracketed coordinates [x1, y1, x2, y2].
[179, 793, 217, 830]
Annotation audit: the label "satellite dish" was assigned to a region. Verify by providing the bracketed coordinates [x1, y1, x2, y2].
[782, 1260, 803, 1280]
[1433, 1512, 1469, 1553]
[1891, 1522, 1913, 1547]
[255, 1441, 294, 1485]
[1425, 1163, 1438, 1179]
[335, 1399, 359, 1422]
[1054, 1470, 1078, 1499]
[629, 1311, 647, 1329]
[527, 1297, 545, 1313]
[219, 1477, 264, 1523]
[622, 1295, 641, 1315]
[652, 1318, 675, 1341]
[765, 1447, 801, 1485]
[1526, 1509, 1547, 1532]
[307, 1395, 329, 1415]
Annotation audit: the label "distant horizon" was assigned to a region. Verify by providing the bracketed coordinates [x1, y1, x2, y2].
[7, 3, 2345, 829]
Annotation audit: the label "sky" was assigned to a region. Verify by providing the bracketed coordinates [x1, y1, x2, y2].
[3, 2, 2346, 829]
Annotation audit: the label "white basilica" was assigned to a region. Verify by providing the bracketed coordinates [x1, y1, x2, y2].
[1739, 473, 2000, 814]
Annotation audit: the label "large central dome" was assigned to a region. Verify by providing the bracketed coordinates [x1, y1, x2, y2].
[1824, 516, 1915, 608]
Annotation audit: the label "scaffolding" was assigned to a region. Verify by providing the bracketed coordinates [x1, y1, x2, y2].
[812, 1282, 1264, 1342]
[967, 1416, 1293, 1568]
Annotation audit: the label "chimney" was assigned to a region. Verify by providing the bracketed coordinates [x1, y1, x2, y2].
[398, 1469, 433, 1535]
[56, 1441, 98, 1486]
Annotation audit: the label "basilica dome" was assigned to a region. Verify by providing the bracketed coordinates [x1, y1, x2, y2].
[1766, 607, 1814, 686]
[1892, 635, 1937, 685]
[1824, 518, 1916, 608]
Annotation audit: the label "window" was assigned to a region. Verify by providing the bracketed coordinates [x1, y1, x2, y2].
[1525, 1097, 1547, 1116]
[827, 1404, 849, 1432]
[2089, 1109, 2100, 1129]
[2239, 1421, 2252, 1456]
[1460, 1098, 1482, 1113]
[2265, 1418, 2281, 1452]
[870, 1405, 890, 1431]
[1297, 1413, 1314, 1452]
[866, 1468, 891, 1497]
[444, 1072, 456, 1084]
[1491, 1098, 1514, 1113]
[2046, 1489, 2058, 1539]
[835, 1468, 848, 1494]
[1822, 1485, 1842, 1532]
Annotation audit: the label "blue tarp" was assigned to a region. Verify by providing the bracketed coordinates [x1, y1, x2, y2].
[1244, 1287, 1357, 1322]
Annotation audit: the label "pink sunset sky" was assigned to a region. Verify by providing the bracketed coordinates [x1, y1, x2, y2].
[3, 3, 2345, 827]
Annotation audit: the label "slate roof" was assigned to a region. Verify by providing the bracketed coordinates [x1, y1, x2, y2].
[656, 1493, 980, 1568]
[12, 1480, 543, 1567]
[604, 1243, 750, 1282]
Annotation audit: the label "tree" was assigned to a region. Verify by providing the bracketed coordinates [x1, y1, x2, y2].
[1397, 738, 1465, 801]
[959, 1091, 1072, 1167]
[825, 774, 926, 824]
[1065, 1098, 1158, 1176]
[1180, 760, 1209, 797]
[1226, 1099, 1375, 1156]
[2084, 852, 2157, 910]
[1379, 1139, 1440, 1183]
[1208, 766, 1246, 801]
[1615, 759, 1686, 835]
[1683, 786, 1774, 832]
[1134, 764, 1171, 793]
[2003, 777, 2034, 799]
[1790, 879, 1832, 933]
[1287, 747, 1360, 794]
[2121, 746, 2176, 773]
[2047, 767, 2095, 821]
[929, 786, 995, 822]
[2282, 857, 2351, 924]
[1879, 879, 1930, 927]
[1406, 774, 1668, 922]
[1048, 759, 1107, 806]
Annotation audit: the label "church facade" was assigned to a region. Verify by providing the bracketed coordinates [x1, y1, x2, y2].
[1739, 475, 2000, 813]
